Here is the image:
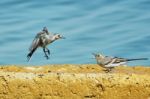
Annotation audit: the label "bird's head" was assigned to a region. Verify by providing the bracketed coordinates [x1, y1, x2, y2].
[92, 53, 105, 66]
[54, 34, 65, 40]
[92, 53, 104, 59]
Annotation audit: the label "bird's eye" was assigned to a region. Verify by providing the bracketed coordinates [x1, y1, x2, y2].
[58, 35, 61, 37]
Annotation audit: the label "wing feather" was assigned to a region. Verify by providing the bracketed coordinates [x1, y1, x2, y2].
[29, 38, 40, 51]
[29, 32, 44, 51]
[29, 30, 49, 51]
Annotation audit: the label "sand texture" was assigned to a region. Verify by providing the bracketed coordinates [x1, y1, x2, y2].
[0, 64, 149, 99]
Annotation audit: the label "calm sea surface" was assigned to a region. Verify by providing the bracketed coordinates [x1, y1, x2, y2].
[0, 0, 150, 66]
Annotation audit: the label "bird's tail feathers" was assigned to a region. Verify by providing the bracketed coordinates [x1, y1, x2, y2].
[126, 58, 148, 61]
[27, 48, 37, 62]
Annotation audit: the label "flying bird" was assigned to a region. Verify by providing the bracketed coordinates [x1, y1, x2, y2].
[93, 53, 148, 72]
[27, 27, 65, 61]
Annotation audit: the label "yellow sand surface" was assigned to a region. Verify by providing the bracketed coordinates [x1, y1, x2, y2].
[0, 64, 149, 99]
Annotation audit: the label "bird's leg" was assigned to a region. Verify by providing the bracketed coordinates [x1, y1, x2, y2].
[104, 67, 113, 73]
[104, 68, 110, 73]
[45, 47, 50, 55]
[108, 68, 112, 72]
[43, 48, 49, 59]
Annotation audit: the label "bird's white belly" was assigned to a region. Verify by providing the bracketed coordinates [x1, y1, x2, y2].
[105, 62, 126, 67]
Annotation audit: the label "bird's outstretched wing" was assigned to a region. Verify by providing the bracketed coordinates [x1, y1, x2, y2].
[29, 31, 46, 51]
[29, 38, 39, 51]
[29, 34, 40, 51]
[27, 32, 44, 61]
[27, 38, 40, 61]
[42, 27, 49, 34]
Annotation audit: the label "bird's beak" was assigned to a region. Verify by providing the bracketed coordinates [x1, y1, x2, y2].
[92, 53, 97, 59]
[92, 53, 97, 56]
[61, 36, 66, 39]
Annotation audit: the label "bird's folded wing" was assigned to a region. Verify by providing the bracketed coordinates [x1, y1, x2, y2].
[113, 57, 127, 63]
[103, 56, 126, 65]
[103, 57, 114, 65]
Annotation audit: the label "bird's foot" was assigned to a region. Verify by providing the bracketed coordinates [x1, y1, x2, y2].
[104, 68, 112, 73]
[45, 55, 49, 59]
[104, 69, 110, 73]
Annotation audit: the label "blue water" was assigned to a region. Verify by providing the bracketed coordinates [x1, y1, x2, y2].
[0, 0, 150, 66]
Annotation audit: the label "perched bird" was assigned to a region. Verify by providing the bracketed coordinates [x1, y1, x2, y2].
[93, 53, 148, 72]
[27, 27, 65, 61]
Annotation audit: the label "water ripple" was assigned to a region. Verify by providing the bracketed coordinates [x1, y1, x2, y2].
[0, 0, 149, 66]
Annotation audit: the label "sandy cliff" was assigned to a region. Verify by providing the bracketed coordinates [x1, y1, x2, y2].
[0, 64, 149, 99]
